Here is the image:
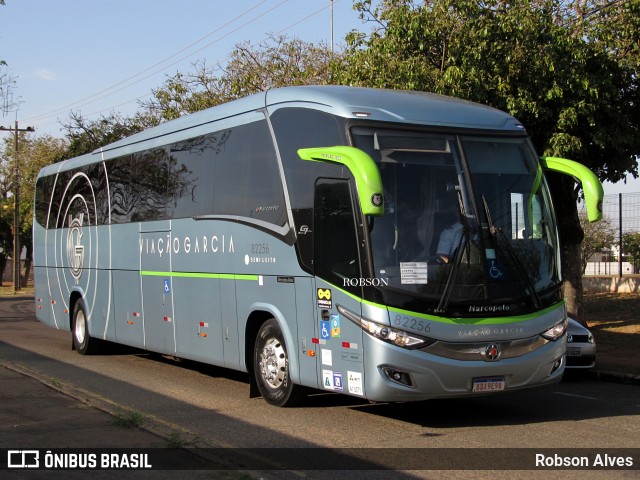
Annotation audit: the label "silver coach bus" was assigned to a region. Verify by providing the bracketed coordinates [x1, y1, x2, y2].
[33, 86, 603, 406]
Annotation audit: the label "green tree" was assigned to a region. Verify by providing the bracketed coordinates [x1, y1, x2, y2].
[333, 0, 640, 323]
[622, 231, 640, 274]
[0, 134, 67, 285]
[60, 111, 148, 160]
[59, 36, 335, 155]
[579, 212, 616, 274]
[0, 197, 11, 285]
[141, 35, 336, 122]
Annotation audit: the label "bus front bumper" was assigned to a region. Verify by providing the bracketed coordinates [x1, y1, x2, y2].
[361, 334, 565, 403]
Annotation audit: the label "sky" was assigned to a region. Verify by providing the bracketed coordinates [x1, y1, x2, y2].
[0, 0, 361, 133]
[0, 0, 638, 195]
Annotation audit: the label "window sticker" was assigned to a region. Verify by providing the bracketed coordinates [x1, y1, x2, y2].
[330, 314, 341, 338]
[322, 370, 334, 390]
[400, 262, 428, 284]
[317, 288, 332, 308]
[321, 348, 333, 367]
[348, 371, 364, 396]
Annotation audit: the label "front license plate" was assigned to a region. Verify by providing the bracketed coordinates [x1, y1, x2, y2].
[566, 347, 581, 357]
[472, 376, 505, 392]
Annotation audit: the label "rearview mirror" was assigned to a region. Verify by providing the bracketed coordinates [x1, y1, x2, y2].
[541, 156, 603, 222]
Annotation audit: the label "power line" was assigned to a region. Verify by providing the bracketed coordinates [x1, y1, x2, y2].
[23, 0, 282, 124]
[26, 0, 341, 128]
[90, 0, 337, 119]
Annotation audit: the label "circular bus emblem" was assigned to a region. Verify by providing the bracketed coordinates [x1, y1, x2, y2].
[67, 213, 85, 284]
[371, 193, 383, 207]
[484, 343, 501, 362]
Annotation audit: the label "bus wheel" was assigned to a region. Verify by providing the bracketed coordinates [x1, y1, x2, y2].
[254, 318, 306, 407]
[72, 299, 99, 355]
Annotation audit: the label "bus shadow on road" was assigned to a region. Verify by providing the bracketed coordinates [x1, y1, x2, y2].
[349, 382, 638, 429]
[0, 339, 423, 476]
[99, 345, 640, 430]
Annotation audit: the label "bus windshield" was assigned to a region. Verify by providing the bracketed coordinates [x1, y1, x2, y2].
[351, 128, 561, 314]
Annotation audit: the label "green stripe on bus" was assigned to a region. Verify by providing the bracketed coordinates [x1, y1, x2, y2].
[386, 302, 565, 326]
[320, 279, 565, 326]
[140, 271, 259, 281]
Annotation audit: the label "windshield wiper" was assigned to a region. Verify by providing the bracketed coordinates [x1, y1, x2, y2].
[435, 189, 473, 314]
[481, 195, 541, 309]
[434, 227, 468, 314]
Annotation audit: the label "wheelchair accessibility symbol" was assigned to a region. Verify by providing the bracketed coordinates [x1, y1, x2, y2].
[163, 278, 171, 293]
[320, 320, 331, 340]
[488, 260, 504, 279]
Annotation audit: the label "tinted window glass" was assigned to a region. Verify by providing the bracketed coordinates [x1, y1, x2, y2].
[89, 162, 110, 226]
[314, 179, 361, 295]
[270, 108, 347, 209]
[40, 119, 286, 228]
[169, 133, 221, 218]
[34, 176, 55, 228]
[50, 170, 72, 228]
[36, 163, 110, 229]
[213, 120, 287, 226]
[108, 148, 169, 223]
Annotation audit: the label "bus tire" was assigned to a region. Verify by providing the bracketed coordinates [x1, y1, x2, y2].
[254, 318, 306, 407]
[72, 299, 99, 355]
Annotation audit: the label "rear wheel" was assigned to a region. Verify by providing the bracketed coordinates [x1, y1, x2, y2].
[72, 299, 99, 355]
[254, 318, 306, 407]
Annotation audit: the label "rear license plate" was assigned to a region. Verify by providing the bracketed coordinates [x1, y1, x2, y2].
[566, 347, 581, 357]
[472, 376, 505, 392]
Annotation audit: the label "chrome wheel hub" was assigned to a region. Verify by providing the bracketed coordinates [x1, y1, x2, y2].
[259, 337, 286, 389]
[75, 310, 86, 344]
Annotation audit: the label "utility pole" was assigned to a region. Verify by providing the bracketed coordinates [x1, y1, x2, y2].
[330, 0, 334, 53]
[0, 121, 35, 293]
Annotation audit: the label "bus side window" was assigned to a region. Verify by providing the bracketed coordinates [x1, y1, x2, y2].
[34, 175, 55, 228]
[314, 178, 361, 294]
[213, 120, 286, 226]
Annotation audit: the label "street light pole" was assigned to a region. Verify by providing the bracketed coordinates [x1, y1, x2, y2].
[0, 121, 35, 293]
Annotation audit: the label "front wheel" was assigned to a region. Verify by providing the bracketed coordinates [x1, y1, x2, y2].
[72, 299, 100, 355]
[254, 318, 306, 407]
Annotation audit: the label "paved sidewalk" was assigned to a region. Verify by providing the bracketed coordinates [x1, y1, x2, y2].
[0, 364, 248, 478]
[0, 364, 166, 449]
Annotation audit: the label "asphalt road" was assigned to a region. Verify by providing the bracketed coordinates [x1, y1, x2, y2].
[1, 296, 639, 479]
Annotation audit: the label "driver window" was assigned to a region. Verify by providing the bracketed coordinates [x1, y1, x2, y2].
[314, 178, 361, 294]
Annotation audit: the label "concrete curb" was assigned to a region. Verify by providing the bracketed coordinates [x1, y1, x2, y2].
[589, 368, 640, 386]
[0, 360, 286, 473]
[0, 359, 206, 447]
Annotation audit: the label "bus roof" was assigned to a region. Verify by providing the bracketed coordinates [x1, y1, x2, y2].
[98, 86, 524, 153]
[40, 86, 525, 177]
[266, 85, 524, 131]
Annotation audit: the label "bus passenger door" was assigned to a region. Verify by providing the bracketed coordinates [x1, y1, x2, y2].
[140, 223, 176, 355]
[313, 178, 365, 398]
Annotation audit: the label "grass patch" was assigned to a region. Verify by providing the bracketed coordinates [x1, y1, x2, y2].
[109, 411, 146, 429]
[584, 292, 640, 322]
[165, 431, 203, 448]
[584, 292, 640, 376]
[49, 378, 63, 388]
[0, 284, 34, 296]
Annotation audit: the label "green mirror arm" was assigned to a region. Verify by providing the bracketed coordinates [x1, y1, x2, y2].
[297, 146, 384, 216]
[541, 156, 604, 222]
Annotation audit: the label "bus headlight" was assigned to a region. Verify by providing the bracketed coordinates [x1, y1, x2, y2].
[541, 318, 568, 341]
[337, 304, 433, 349]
